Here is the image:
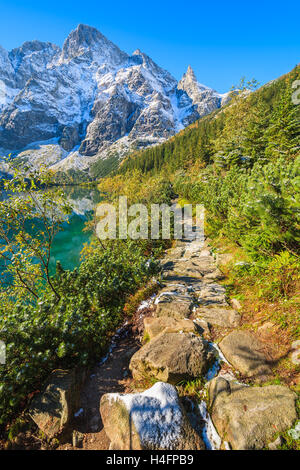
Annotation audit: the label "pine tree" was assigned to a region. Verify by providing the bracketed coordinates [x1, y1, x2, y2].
[242, 95, 270, 162]
[265, 81, 300, 160]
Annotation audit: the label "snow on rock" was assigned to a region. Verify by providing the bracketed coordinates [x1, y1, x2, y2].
[12, 139, 68, 170]
[288, 421, 300, 441]
[112, 383, 182, 448]
[100, 382, 205, 450]
[210, 341, 231, 365]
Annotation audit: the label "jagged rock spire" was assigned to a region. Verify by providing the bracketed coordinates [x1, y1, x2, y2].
[185, 65, 197, 80]
[178, 65, 222, 118]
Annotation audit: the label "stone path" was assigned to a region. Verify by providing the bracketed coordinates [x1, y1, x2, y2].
[60, 235, 298, 450]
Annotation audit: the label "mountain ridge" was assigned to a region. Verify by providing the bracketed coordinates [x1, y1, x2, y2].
[0, 24, 228, 176]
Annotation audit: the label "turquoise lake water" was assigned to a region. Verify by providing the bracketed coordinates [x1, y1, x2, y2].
[0, 185, 101, 281]
[48, 185, 101, 272]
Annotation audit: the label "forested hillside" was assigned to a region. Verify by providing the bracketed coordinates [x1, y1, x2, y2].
[119, 67, 300, 174]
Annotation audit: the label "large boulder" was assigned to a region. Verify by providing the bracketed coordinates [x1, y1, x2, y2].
[219, 330, 272, 382]
[194, 306, 241, 328]
[129, 332, 215, 384]
[29, 368, 87, 438]
[208, 377, 297, 450]
[144, 316, 197, 340]
[100, 382, 205, 450]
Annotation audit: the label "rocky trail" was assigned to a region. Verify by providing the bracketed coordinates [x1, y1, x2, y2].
[34, 233, 298, 451]
[60, 332, 140, 450]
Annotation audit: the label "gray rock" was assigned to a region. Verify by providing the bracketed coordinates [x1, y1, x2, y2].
[144, 316, 197, 340]
[208, 377, 297, 450]
[219, 330, 272, 382]
[163, 259, 205, 279]
[178, 65, 225, 118]
[156, 284, 193, 302]
[129, 332, 215, 384]
[164, 257, 225, 282]
[59, 125, 81, 151]
[195, 306, 241, 328]
[155, 300, 192, 319]
[29, 368, 87, 438]
[164, 247, 185, 260]
[197, 282, 227, 306]
[203, 268, 225, 281]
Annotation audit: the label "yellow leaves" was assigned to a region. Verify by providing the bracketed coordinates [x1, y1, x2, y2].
[98, 170, 169, 206]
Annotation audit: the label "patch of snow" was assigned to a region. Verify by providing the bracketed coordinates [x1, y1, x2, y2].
[210, 342, 231, 365]
[288, 421, 300, 440]
[154, 292, 175, 304]
[109, 382, 183, 449]
[198, 401, 222, 450]
[137, 294, 156, 311]
[98, 321, 129, 365]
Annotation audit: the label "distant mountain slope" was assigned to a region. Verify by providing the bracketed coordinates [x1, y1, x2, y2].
[118, 65, 300, 175]
[0, 24, 227, 177]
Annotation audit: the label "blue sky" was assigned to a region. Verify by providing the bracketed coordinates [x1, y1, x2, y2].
[0, 0, 299, 92]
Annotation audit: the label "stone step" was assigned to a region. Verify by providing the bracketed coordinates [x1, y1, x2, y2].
[218, 330, 273, 382]
[194, 306, 241, 328]
[195, 282, 228, 306]
[144, 317, 198, 340]
[155, 300, 193, 320]
[129, 332, 215, 384]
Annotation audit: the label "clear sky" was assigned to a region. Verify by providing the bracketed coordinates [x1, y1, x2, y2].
[0, 0, 299, 93]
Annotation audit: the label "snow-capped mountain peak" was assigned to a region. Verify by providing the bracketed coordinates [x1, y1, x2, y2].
[60, 24, 128, 66]
[0, 25, 228, 175]
[178, 65, 222, 116]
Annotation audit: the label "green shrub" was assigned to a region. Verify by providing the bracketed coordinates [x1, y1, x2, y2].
[174, 156, 300, 261]
[0, 241, 160, 429]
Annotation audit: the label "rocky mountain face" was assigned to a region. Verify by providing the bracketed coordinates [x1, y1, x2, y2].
[0, 25, 227, 175]
[178, 65, 228, 116]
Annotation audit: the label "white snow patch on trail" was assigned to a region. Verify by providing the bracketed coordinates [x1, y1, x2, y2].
[198, 401, 222, 450]
[137, 294, 157, 311]
[211, 342, 231, 365]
